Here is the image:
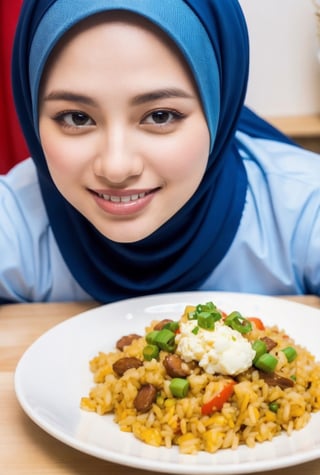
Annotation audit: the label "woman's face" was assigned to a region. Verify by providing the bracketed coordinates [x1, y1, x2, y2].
[39, 14, 210, 243]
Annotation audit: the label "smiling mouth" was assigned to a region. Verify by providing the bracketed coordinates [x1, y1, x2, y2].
[97, 192, 147, 203]
[94, 188, 160, 203]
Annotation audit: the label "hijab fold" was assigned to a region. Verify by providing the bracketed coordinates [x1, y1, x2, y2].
[12, 0, 292, 303]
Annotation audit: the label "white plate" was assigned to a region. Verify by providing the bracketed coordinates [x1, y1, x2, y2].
[15, 291, 320, 474]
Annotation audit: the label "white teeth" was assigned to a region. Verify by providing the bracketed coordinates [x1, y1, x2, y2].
[98, 192, 146, 202]
[110, 195, 120, 202]
[120, 196, 131, 203]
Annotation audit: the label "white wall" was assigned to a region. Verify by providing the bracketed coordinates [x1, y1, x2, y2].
[239, 0, 320, 116]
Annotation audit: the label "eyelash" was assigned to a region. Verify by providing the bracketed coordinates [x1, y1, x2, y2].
[52, 108, 186, 131]
[141, 109, 186, 127]
[52, 110, 95, 129]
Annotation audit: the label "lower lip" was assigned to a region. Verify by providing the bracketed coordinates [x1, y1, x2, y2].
[92, 191, 157, 216]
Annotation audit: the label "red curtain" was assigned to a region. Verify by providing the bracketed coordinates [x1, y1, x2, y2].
[0, 1, 29, 174]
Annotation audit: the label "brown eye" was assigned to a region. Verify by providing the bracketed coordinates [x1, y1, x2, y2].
[68, 112, 92, 126]
[53, 110, 95, 128]
[142, 109, 185, 127]
[151, 110, 171, 124]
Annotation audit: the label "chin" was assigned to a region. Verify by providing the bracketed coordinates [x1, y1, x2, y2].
[91, 215, 169, 243]
[95, 225, 153, 244]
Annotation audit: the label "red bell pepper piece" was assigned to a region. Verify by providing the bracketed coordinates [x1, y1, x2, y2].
[201, 380, 236, 415]
[248, 317, 265, 331]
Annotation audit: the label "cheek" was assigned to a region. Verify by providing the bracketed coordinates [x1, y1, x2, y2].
[158, 125, 210, 182]
[40, 129, 87, 178]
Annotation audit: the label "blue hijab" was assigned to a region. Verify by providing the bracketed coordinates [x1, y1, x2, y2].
[12, 0, 292, 303]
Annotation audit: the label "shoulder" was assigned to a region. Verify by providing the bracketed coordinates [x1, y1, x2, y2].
[1, 158, 43, 209]
[0, 159, 50, 246]
[236, 132, 320, 226]
[0, 160, 49, 301]
[202, 134, 320, 295]
[1, 158, 38, 186]
[236, 131, 320, 187]
[0, 159, 89, 302]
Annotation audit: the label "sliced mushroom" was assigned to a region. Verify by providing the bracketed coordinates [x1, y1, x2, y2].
[259, 371, 294, 389]
[116, 334, 142, 351]
[163, 354, 190, 378]
[260, 336, 278, 352]
[112, 357, 143, 376]
[134, 384, 157, 412]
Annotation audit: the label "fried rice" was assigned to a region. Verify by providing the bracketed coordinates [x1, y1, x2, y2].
[80, 303, 320, 454]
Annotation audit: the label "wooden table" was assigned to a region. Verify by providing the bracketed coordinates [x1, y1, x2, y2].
[1, 296, 320, 475]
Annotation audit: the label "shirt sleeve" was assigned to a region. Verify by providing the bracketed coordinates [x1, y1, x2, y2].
[0, 159, 89, 302]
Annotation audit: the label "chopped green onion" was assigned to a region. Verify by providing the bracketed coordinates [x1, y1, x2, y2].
[145, 330, 160, 345]
[163, 321, 179, 332]
[154, 328, 176, 352]
[188, 310, 197, 320]
[197, 311, 215, 330]
[281, 346, 297, 363]
[197, 302, 218, 314]
[254, 353, 278, 372]
[192, 326, 200, 335]
[169, 378, 189, 398]
[188, 301, 222, 330]
[290, 374, 297, 381]
[252, 339, 267, 364]
[268, 402, 279, 413]
[188, 302, 221, 320]
[224, 311, 253, 334]
[143, 344, 160, 361]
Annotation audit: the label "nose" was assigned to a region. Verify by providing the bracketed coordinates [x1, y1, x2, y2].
[93, 127, 143, 183]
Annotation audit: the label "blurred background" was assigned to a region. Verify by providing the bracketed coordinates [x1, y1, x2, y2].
[239, 0, 320, 152]
[0, 0, 28, 174]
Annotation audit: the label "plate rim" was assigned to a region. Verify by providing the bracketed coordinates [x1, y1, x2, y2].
[14, 291, 320, 474]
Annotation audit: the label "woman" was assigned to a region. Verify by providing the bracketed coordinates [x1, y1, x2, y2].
[1, 0, 319, 303]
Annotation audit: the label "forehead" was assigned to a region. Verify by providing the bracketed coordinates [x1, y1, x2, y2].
[46, 11, 192, 75]
[40, 12, 199, 101]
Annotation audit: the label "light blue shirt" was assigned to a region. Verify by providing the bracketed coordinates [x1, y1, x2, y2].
[0, 132, 319, 302]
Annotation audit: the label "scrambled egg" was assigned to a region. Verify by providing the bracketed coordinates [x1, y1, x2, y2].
[175, 320, 255, 375]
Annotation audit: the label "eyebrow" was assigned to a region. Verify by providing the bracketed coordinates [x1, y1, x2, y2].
[42, 88, 194, 107]
[42, 91, 98, 107]
[131, 88, 195, 105]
